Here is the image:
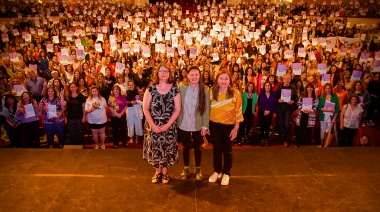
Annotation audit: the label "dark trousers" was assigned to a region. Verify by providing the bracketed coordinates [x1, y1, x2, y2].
[22, 120, 40, 148]
[237, 112, 254, 142]
[178, 128, 203, 167]
[295, 113, 312, 146]
[258, 110, 273, 140]
[43, 121, 65, 146]
[339, 127, 358, 147]
[210, 121, 234, 176]
[276, 106, 293, 142]
[6, 122, 22, 148]
[110, 115, 127, 146]
[67, 119, 84, 145]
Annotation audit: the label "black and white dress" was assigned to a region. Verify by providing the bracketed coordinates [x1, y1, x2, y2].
[143, 84, 179, 168]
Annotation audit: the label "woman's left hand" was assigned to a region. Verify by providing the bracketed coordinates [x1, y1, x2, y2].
[159, 124, 170, 132]
[229, 127, 239, 141]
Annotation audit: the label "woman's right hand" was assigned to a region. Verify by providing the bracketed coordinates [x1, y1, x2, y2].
[151, 124, 161, 133]
[340, 123, 343, 130]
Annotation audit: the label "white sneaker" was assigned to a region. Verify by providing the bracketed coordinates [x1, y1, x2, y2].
[94, 144, 99, 149]
[208, 172, 222, 183]
[221, 174, 230, 186]
[101, 145, 106, 149]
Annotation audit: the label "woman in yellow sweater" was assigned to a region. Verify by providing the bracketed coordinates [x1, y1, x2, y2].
[208, 70, 244, 186]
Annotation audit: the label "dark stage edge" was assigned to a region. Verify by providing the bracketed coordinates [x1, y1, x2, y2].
[0, 147, 379, 211]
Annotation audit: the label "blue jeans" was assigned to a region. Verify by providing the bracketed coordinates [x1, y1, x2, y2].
[43, 121, 65, 146]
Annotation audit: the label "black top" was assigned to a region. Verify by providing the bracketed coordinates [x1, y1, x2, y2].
[126, 89, 139, 107]
[66, 94, 86, 119]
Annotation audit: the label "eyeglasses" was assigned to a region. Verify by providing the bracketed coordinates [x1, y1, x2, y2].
[159, 69, 169, 73]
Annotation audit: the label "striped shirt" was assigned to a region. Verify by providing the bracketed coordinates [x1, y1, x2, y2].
[210, 89, 244, 125]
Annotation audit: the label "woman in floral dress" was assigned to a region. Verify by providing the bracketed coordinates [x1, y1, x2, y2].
[142, 64, 181, 184]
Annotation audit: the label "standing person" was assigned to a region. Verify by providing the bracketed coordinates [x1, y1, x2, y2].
[276, 74, 297, 147]
[340, 94, 363, 146]
[85, 86, 108, 149]
[258, 82, 277, 146]
[143, 64, 181, 184]
[38, 86, 66, 148]
[126, 80, 144, 144]
[177, 66, 210, 181]
[236, 82, 257, 145]
[294, 83, 319, 148]
[208, 70, 243, 186]
[348, 80, 371, 127]
[15, 92, 41, 148]
[24, 69, 45, 102]
[95, 73, 110, 101]
[108, 85, 128, 148]
[3, 94, 22, 148]
[318, 83, 340, 147]
[66, 83, 86, 145]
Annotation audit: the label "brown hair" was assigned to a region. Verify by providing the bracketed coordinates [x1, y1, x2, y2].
[212, 70, 234, 101]
[348, 93, 361, 104]
[110, 84, 121, 97]
[188, 66, 207, 116]
[88, 86, 102, 100]
[150, 64, 175, 85]
[43, 85, 58, 99]
[350, 80, 366, 93]
[244, 81, 256, 93]
[302, 83, 317, 101]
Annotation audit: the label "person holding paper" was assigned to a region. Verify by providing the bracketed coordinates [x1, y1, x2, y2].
[177, 66, 210, 181]
[108, 85, 128, 148]
[318, 83, 340, 147]
[15, 92, 41, 148]
[65, 83, 86, 145]
[25, 69, 45, 102]
[208, 70, 243, 186]
[9, 78, 26, 102]
[85, 86, 108, 149]
[349, 80, 371, 127]
[39, 86, 66, 148]
[143, 64, 181, 184]
[295, 83, 319, 147]
[340, 94, 364, 147]
[276, 74, 297, 147]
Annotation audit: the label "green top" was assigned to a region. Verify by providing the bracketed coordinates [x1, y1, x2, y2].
[242, 92, 258, 115]
[177, 84, 210, 130]
[318, 93, 340, 121]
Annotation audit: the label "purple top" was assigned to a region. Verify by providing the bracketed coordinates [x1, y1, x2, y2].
[40, 97, 64, 124]
[258, 91, 277, 112]
[107, 95, 127, 117]
[15, 103, 41, 123]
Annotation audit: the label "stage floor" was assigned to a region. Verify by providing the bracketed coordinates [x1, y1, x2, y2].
[0, 147, 379, 211]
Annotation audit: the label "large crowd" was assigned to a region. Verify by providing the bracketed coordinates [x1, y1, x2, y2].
[0, 0, 379, 152]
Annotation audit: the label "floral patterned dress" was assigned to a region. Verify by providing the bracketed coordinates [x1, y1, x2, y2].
[143, 84, 179, 168]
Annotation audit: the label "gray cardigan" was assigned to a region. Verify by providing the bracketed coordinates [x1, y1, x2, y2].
[177, 84, 210, 131]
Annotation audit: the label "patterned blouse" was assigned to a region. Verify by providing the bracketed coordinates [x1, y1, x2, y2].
[40, 97, 64, 124]
[295, 97, 319, 127]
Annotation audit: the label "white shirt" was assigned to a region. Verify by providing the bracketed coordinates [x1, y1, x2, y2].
[85, 97, 107, 124]
[343, 104, 364, 129]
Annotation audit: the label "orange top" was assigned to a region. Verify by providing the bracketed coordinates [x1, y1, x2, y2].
[210, 89, 244, 125]
[333, 86, 348, 111]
